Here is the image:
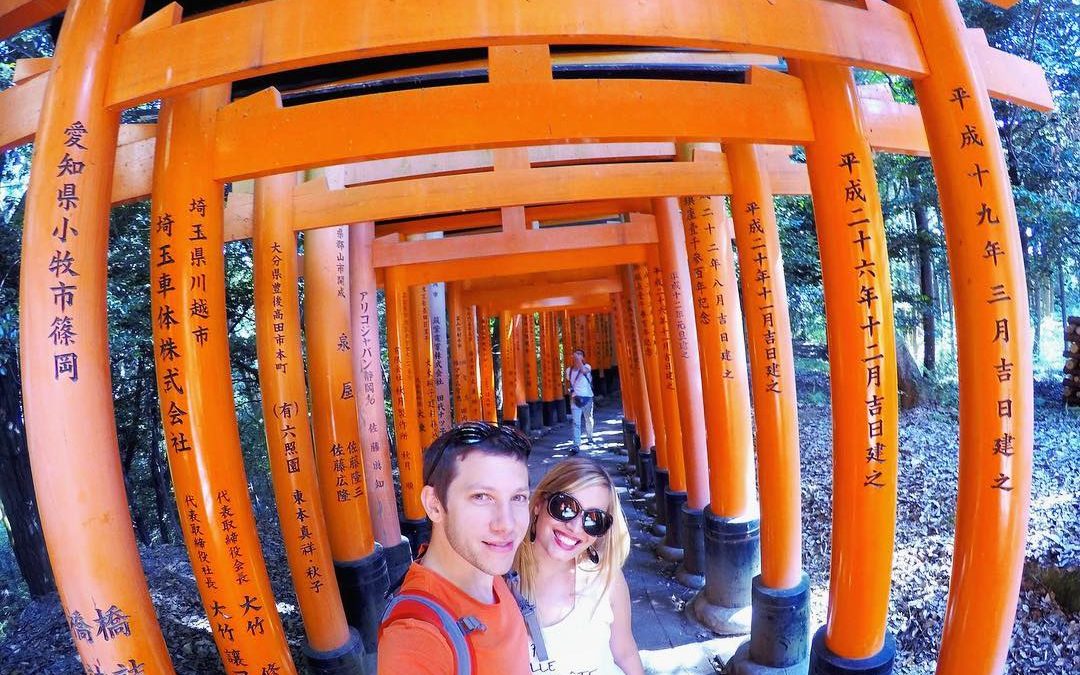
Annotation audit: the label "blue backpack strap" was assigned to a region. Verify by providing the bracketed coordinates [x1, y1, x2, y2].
[380, 592, 481, 675]
[503, 571, 549, 662]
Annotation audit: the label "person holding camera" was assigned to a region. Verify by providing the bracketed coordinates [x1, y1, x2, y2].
[565, 349, 595, 454]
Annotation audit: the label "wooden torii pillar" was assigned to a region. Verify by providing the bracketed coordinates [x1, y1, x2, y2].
[896, 1, 1034, 672]
[346, 222, 412, 634]
[789, 58, 901, 673]
[723, 143, 809, 673]
[17, 1, 175, 671]
[252, 174, 366, 669]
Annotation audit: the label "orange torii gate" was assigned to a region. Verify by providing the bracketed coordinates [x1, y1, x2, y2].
[7, 1, 1051, 674]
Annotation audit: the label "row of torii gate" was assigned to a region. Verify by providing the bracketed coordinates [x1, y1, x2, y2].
[1, 0, 1049, 674]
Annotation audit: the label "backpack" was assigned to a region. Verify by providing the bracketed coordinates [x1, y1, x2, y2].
[380, 570, 548, 675]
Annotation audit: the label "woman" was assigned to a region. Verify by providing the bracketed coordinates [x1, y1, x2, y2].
[514, 458, 644, 675]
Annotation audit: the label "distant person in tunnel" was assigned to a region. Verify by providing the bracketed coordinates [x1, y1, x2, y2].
[566, 348, 595, 454]
[378, 422, 535, 674]
[514, 458, 644, 675]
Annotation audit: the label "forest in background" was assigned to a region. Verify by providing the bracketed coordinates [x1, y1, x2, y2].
[0, 0, 1076, 637]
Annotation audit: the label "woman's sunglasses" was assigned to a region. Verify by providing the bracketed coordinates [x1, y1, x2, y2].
[546, 491, 613, 537]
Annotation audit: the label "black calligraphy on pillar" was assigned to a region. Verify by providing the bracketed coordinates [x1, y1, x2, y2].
[46, 122, 93, 381]
[947, 80, 1019, 493]
[839, 150, 890, 489]
[269, 241, 288, 372]
[740, 197, 783, 393]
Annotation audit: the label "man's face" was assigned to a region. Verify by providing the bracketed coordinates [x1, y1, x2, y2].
[438, 452, 531, 576]
[573, 351, 584, 366]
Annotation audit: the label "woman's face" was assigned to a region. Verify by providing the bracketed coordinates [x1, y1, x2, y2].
[533, 483, 611, 563]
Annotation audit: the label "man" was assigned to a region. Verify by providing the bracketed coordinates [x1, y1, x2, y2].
[565, 348, 595, 454]
[378, 422, 533, 674]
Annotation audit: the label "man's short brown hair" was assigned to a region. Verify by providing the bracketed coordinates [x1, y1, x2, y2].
[423, 422, 531, 504]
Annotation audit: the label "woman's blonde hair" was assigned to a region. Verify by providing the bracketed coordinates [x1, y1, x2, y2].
[513, 457, 631, 607]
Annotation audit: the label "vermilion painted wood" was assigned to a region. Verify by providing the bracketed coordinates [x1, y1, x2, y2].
[621, 270, 658, 453]
[252, 173, 352, 652]
[213, 72, 813, 182]
[653, 198, 710, 511]
[348, 223, 403, 545]
[500, 310, 518, 422]
[304, 220, 377, 560]
[385, 266, 426, 520]
[0, 0, 66, 42]
[630, 264, 669, 469]
[726, 143, 804, 591]
[893, 1, 1033, 671]
[478, 310, 498, 423]
[107, 0, 926, 108]
[678, 191, 756, 519]
[789, 59, 900, 660]
[647, 248, 686, 490]
[18, 0, 175, 670]
[409, 280, 437, 449]
[151, 85, 296, 673]
[525, 312, 541, 403]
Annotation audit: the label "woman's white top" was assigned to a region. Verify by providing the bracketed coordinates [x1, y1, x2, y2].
[566, 365, 594, 397]
[528, 567, 624, 675]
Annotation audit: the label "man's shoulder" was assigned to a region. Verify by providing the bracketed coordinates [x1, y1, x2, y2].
[378, 618, 452, 675]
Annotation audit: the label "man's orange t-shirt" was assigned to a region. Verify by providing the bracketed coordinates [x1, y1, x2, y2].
[377, 562, 531, 675]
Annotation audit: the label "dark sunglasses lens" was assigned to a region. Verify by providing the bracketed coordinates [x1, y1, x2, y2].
[582, 510, 612, 536]
[548, 493, 579, 522]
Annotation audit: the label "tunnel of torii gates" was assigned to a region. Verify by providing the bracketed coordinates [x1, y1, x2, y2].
[0, 0, 1052, 673]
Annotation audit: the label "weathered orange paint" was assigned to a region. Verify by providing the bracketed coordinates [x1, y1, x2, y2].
[610, 294, 637, 428]
[631, 264, 669, 468]
[0, 0, 67, 42]
[151, 85, 295, 673]
[789, 59, 900, 659]
[304, 223, 376, 559]
[648, 248, 688, 492]
[253, 173, 352, 653]
[386, 266, 426, 519]
[512, 314, 528, 410]
[214, 72, 812, 182]
[539, 312, 554, 404]
[618, 276, 657, 452]
[501, 310, 518, 421]
[385, 240, 650, 287]
[726, 142, 804, 590]
[18, 0, 174, 669]
[550, 312, 565, 403]
[448, 283, 469, 423]
[653, 198, 710, 510]
[108, 0, 926, 109]
[524, 312, 541, 402]
[427, 280, 453, 435]
[478, 310, 498, 423]
[410, 281, 437, 448]
[348, 223, 403, 545]
[679, 192, 756, 518]
[892, 1, 1033, 671]
[464, 304, 483, 419]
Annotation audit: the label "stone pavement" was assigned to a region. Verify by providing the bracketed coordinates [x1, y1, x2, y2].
[523, 395, 746, 675]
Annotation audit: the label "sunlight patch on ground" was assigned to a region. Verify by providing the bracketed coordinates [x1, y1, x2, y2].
[639, 635, 744, 674]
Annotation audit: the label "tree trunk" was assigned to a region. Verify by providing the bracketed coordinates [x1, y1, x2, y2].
[914, 201, 937, 373]
[0, 360, 56, 597]
[894, 329, 925, 410]
[147, 394, 174, 544]
[120, 430, 151, 546]
[1060, 261, 1068, 338]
